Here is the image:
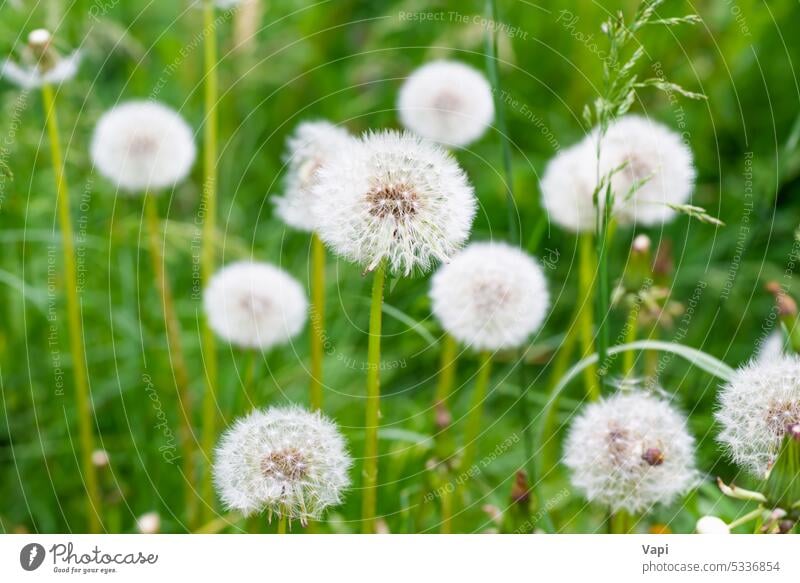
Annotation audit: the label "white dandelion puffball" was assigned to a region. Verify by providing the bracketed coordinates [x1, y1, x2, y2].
[430, 242, 549, 351]
[273, 120, 354, 232]
[311, 130, 476, 275]
[595, 115, 695, 227]
[136, 512, 161, 534]
[203, 261, 307, 350]
[90, 100, 196, 193]
[1, 29, 81, 89]
[540, 139, 598, 233]
[716, 355, 800, 477]
[564, 391, 697, 513]
[214, 406, 352, 522]
[398, 60, 495, 148]
[756, 331, 788, 363]
[696, 515, 730, 535]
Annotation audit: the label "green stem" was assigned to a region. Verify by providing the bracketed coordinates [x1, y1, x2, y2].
[434, 334, 458, 459]
[309, 232, 325, 411]
[200, 0, 220, 521]
[240, 349, 257, 413]
[277, 514, 288, 534]
[42, 83, 101, 533]
[728, 507, 763, 530]
[578, 234, 599, 400]
[609, 509, 631, 533]
[193, 511, 242, 534]
[439, 475, 453, 534]
[361, 261, 385, 534]
[143, 193, 196, 528]
[460, 351, 493, 474]
[594, 206, 613, 392]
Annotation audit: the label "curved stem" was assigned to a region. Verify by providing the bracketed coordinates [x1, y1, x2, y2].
[361, 261, 385, 534]
[143, 193, 196, 527]
[200, 0, 220, 521]
[42, 83, 101, 533]
[460, 351, 493, 474]
[309, 232, 325, 410]
[578, 234, 599, 400]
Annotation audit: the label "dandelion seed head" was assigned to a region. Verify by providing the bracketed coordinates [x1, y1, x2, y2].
[564, 391, 697, 513]
[540, 115, 695, 231]
[136, 512, 161, 534]
[430, 242, 549, 351]
[90, 100, 196, 193]
[716, 355, 800, 477]
[311, 130, 476, 276]
[696, 515, 730, 534]
[1, 28, 80, 89]
[213, 406, 352, 522]
[203, 261, 307, 350]
[398, 60, 494, 148]
[540, 139, 598, 233]
[755, 331, 788, 363]
[597, 115, 695, 227]
[28, 29, 52, 47]
[273, 120, 354, 232]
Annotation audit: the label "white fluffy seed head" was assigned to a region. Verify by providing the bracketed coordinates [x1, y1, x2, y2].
[203, 261, 307, 350]
[716, 355, 800, 477]
[596, 115, 695, 227]
[696, 515, 730, 534]
[90, 100, 196, 193]
[540, 115, 695, 231]
[213, 406, 352, 522]
[273, 120, 355, 232]
[756, 331, 788, 363]
[398, 60, 495, 148]
[540, 139, 598, 233]
[136, 512, 161, 534]
[311, 130, 477, 276]
[564, 391, 697, 514]
[430, 242, 550, 351]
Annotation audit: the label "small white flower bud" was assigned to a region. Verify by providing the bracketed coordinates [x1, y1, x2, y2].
[696, 515, 730, 534]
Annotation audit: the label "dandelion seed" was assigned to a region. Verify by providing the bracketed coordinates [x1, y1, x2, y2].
[136, 512, 161, 534]
[398, 60, 494, 148]
[90, 100, 196, 193]
[311, 130, 476, 275]
[273, 120, 354, 232]
[716, 355, 800, 477]
[203, 261, 308, 350]
[430, 242, 550, 351]
[540, 139, 598, 233]
[213, 406, 352, 523]
[564, 391, 697, 513]
[0, 29, 80, 90]
[696, 515, 730, 534]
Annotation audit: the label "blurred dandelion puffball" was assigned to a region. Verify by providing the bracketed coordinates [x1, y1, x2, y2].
[0, 29, 81, 90]
[273, 120, 354, 232]
[716, 355, 800, 477]
[136, 512, 161, 534]
[90, 101, 196, 193]
[398, 60, 495, 148]
[696, 515, 730, 534]
[214, 406, 352, 522]
[311, 130, 476, 275]
[564, 391, 697, 514]
[430, 242, 550, 351]
[540, 115, 695, 232]
[203, 261, 307, 350]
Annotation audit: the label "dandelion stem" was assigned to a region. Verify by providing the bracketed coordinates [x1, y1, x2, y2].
[461, 351, 493, 474]
[277, 514, 288, 534]
[42, 83, 101, 533]
[309, 232, 325, 411]
[200, 0, 220, 521]
[361, 260, 385, 534]
[622, 303, 639, 377]
[193, 511, 242, 534]
[728, 507, 763, 530]
[594, 205, 613, 392]
[143, 193, 196, 527]
[434, 334, 458, 457]
[578, 234, 599, 400]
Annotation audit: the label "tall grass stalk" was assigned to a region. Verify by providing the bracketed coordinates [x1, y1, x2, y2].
[309, 232, 325, 410]
[42, 83, 101, 533]
[143, 193, 196, 526]
[200, 0, 220, 520]
[361, 261, 385, 534]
